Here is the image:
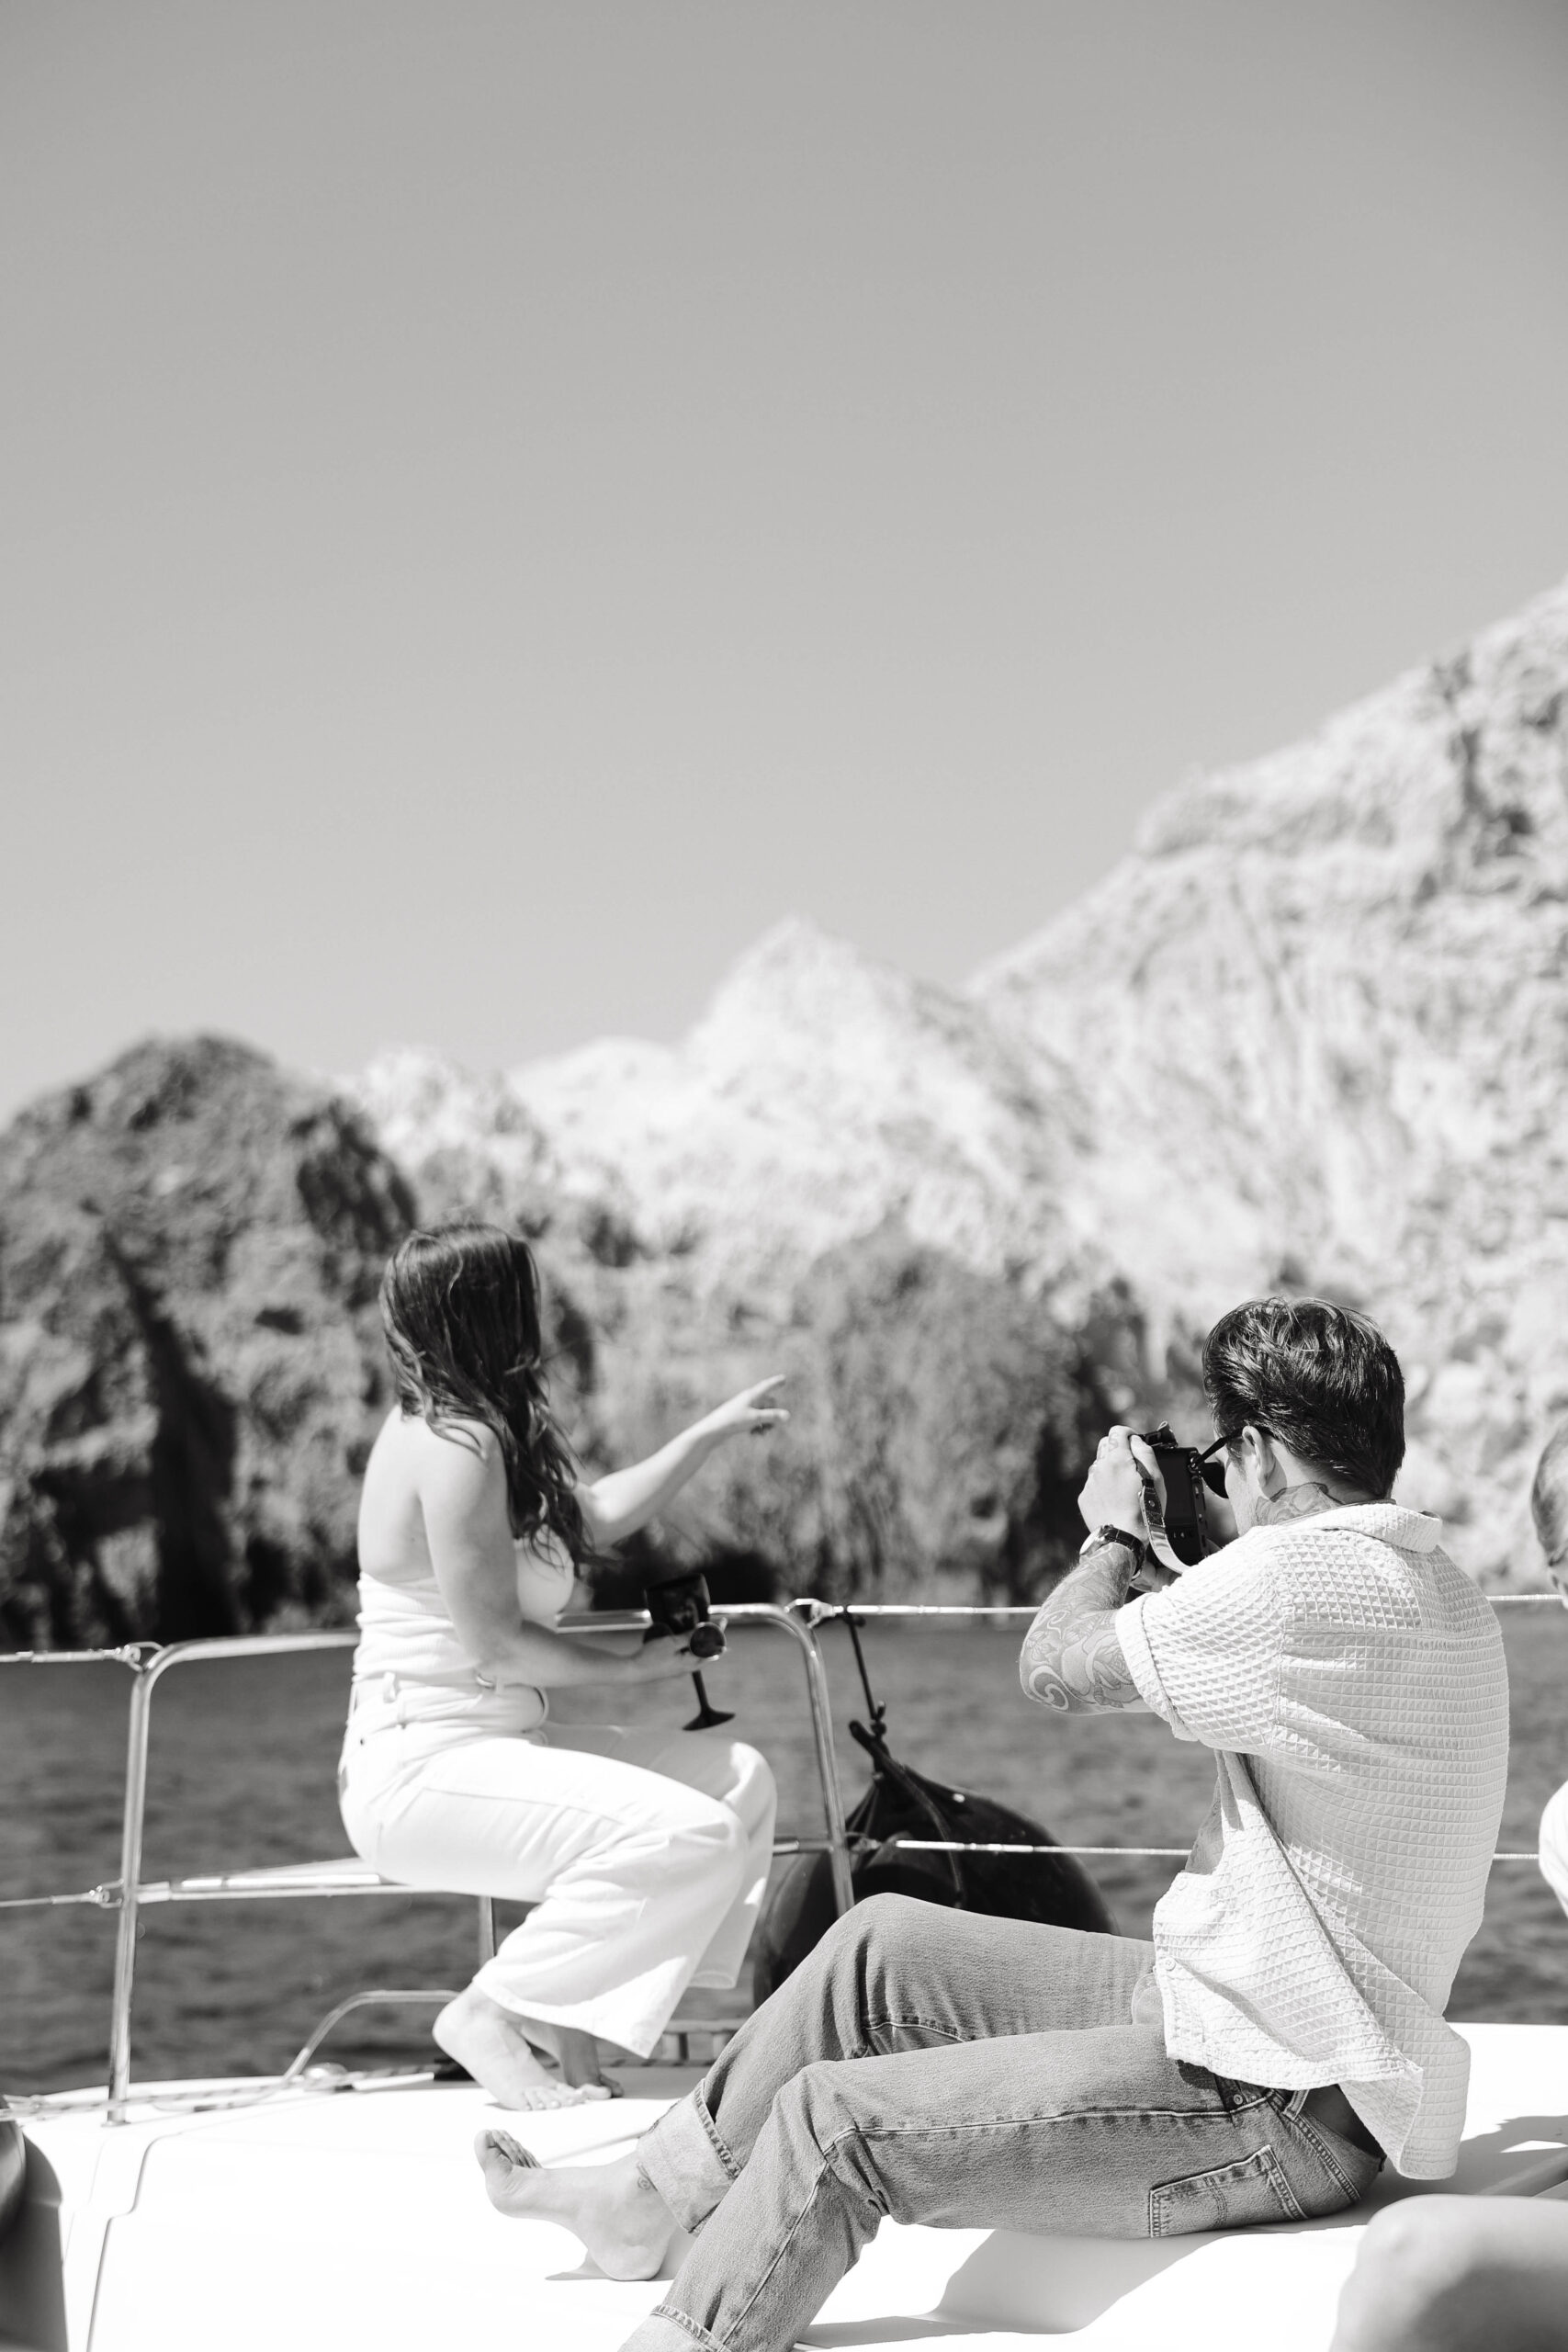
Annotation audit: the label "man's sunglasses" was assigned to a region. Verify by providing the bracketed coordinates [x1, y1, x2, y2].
[1198, 1436, 1232, 1499]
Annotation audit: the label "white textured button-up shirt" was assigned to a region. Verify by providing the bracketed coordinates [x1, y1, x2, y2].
[1116, 1503, 1509, 2177]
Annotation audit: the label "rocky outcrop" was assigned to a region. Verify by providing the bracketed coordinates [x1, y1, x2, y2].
[357, 923, 1092, 1305]
[0, 1037, 1125, 1645]
[0, 1038, 413, 1646]
[349, 945, 1138, 1608]
[975, 579, 1568, 1581]
[7, 581, 1564, 1642]
[359, 577, 1568, 1588]
[538, 1227, 1134, 1607]
[351, 936, 1136, 1606]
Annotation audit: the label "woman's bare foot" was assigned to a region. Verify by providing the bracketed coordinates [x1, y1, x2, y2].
[434, 1986, 610, 2111]
[553, 2025, 619, 2094]
[475, 2131, 676, 2279]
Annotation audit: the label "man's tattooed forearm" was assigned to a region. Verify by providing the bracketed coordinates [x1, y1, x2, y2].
[1023, 1616, 1142, 1713]
[1018, 1543, 1143, 1714]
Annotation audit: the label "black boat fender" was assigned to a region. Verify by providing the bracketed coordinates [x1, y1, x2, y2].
[751, 1613, 1117, 2001]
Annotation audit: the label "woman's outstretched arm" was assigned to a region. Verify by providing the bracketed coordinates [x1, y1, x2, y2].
[578, 1378, 788, 1548]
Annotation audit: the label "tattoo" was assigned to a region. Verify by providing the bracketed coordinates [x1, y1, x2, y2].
[1018, 1543, 1143, 1714]
[1252, 1482, 1341, 1526]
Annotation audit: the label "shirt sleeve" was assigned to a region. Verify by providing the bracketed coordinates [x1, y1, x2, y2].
[1115, 1540, 1289, 1752]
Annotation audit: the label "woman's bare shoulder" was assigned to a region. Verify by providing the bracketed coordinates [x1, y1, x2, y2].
[400, 1410, 504, 1500]
[365, 1407, 499, 1493]
[375, 1405, 498, 1453]
[429, 1410, 498, 1453]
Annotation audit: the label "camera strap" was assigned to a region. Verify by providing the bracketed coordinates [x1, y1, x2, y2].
[1136, 1464, 1191, 1576]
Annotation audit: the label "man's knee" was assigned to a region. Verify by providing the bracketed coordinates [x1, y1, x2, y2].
[1333, 2201, 1491, 2351]
[821, 1892, 938, 1965]
[780, 2056, 852, 2128]
[772, 2060, 883, 2199]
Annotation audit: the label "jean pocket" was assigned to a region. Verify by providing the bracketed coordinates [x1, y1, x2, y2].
[1148, 2143, 1305, 2237]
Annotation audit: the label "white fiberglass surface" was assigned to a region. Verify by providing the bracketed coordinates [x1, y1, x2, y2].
[13, 2026, 1568, 2352]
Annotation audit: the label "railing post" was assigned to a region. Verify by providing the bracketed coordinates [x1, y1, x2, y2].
[762, 1606, 855, 1916]
[75, 1610, 862, 2118]
[107, 1654, 158, 2122]
[558, 1602, 860, 1921]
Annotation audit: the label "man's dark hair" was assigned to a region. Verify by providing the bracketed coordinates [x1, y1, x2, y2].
[1530, 1421, 1568, 1565]
[1201, 1296, 1405, 1499]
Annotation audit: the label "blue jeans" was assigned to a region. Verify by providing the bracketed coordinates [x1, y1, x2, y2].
[629, 1894, 1381, 2352]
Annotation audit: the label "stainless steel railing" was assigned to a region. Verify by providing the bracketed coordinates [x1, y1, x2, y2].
[2, 1589, 1559, 2121]
[1, 1603, 854, 2121]
[796, 1596, 1562, 1868]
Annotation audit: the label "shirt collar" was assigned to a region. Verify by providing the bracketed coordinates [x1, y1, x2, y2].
[1277, 1500, 1445, 1552]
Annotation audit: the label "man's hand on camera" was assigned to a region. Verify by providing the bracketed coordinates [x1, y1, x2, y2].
[1077, 1425, 1161, 1540]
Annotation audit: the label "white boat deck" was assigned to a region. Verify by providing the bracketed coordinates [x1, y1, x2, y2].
[6, 2022, 1567, 2352]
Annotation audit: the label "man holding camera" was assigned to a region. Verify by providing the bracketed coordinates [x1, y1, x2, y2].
[479, 1297, 1509, 2352]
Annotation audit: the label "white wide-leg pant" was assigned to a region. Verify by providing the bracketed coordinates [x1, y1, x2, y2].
[338, 1682, 777, 2057]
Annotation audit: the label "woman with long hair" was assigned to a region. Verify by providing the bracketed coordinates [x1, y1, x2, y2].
[339, 1222, 783, 2110]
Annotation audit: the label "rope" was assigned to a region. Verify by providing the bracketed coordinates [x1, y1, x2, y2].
[839, 1610, 886, 1736]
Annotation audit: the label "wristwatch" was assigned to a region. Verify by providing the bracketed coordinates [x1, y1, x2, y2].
[1080, 1524, 1149, 1571]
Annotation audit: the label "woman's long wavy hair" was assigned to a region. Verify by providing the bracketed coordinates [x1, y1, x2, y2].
[380, 1223, 589, 1565]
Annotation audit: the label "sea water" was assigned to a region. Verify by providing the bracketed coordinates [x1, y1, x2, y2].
[3, 1614, 1565, 2096]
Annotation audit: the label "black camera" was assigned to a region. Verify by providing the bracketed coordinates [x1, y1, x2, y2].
[642, 1565, 732, 1728]
[642, 1565, 728, 1659]
[1136, 1423, 1212, 1569]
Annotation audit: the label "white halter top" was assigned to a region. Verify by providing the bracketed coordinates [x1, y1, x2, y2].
[352, 1532, 578, 1727]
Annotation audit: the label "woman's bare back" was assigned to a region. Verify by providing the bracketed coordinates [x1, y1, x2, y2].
[357, 1407, 492, 1588]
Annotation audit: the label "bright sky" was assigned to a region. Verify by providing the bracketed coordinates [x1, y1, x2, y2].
[4, 1, 1568, 1120]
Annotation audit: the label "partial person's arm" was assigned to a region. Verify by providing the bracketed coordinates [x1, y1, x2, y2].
[420, 1426, 691, 1690]
[577, 1378, 787, 1547]
[1330, 2193, 1568, 2352]
[1019, 1540, 1149, 1713]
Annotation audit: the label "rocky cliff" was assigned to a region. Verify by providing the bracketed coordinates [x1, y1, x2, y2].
[348, 929, 1134, 1610]
[0, 1034, 1118, 1643]
[6, 580, 1564, 1643]
[358, 575, 1568, 1587]
[351, 932, 1134, 1608]
[0, 1039, 413, 1645]
[975, 578, 1568, 1580]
